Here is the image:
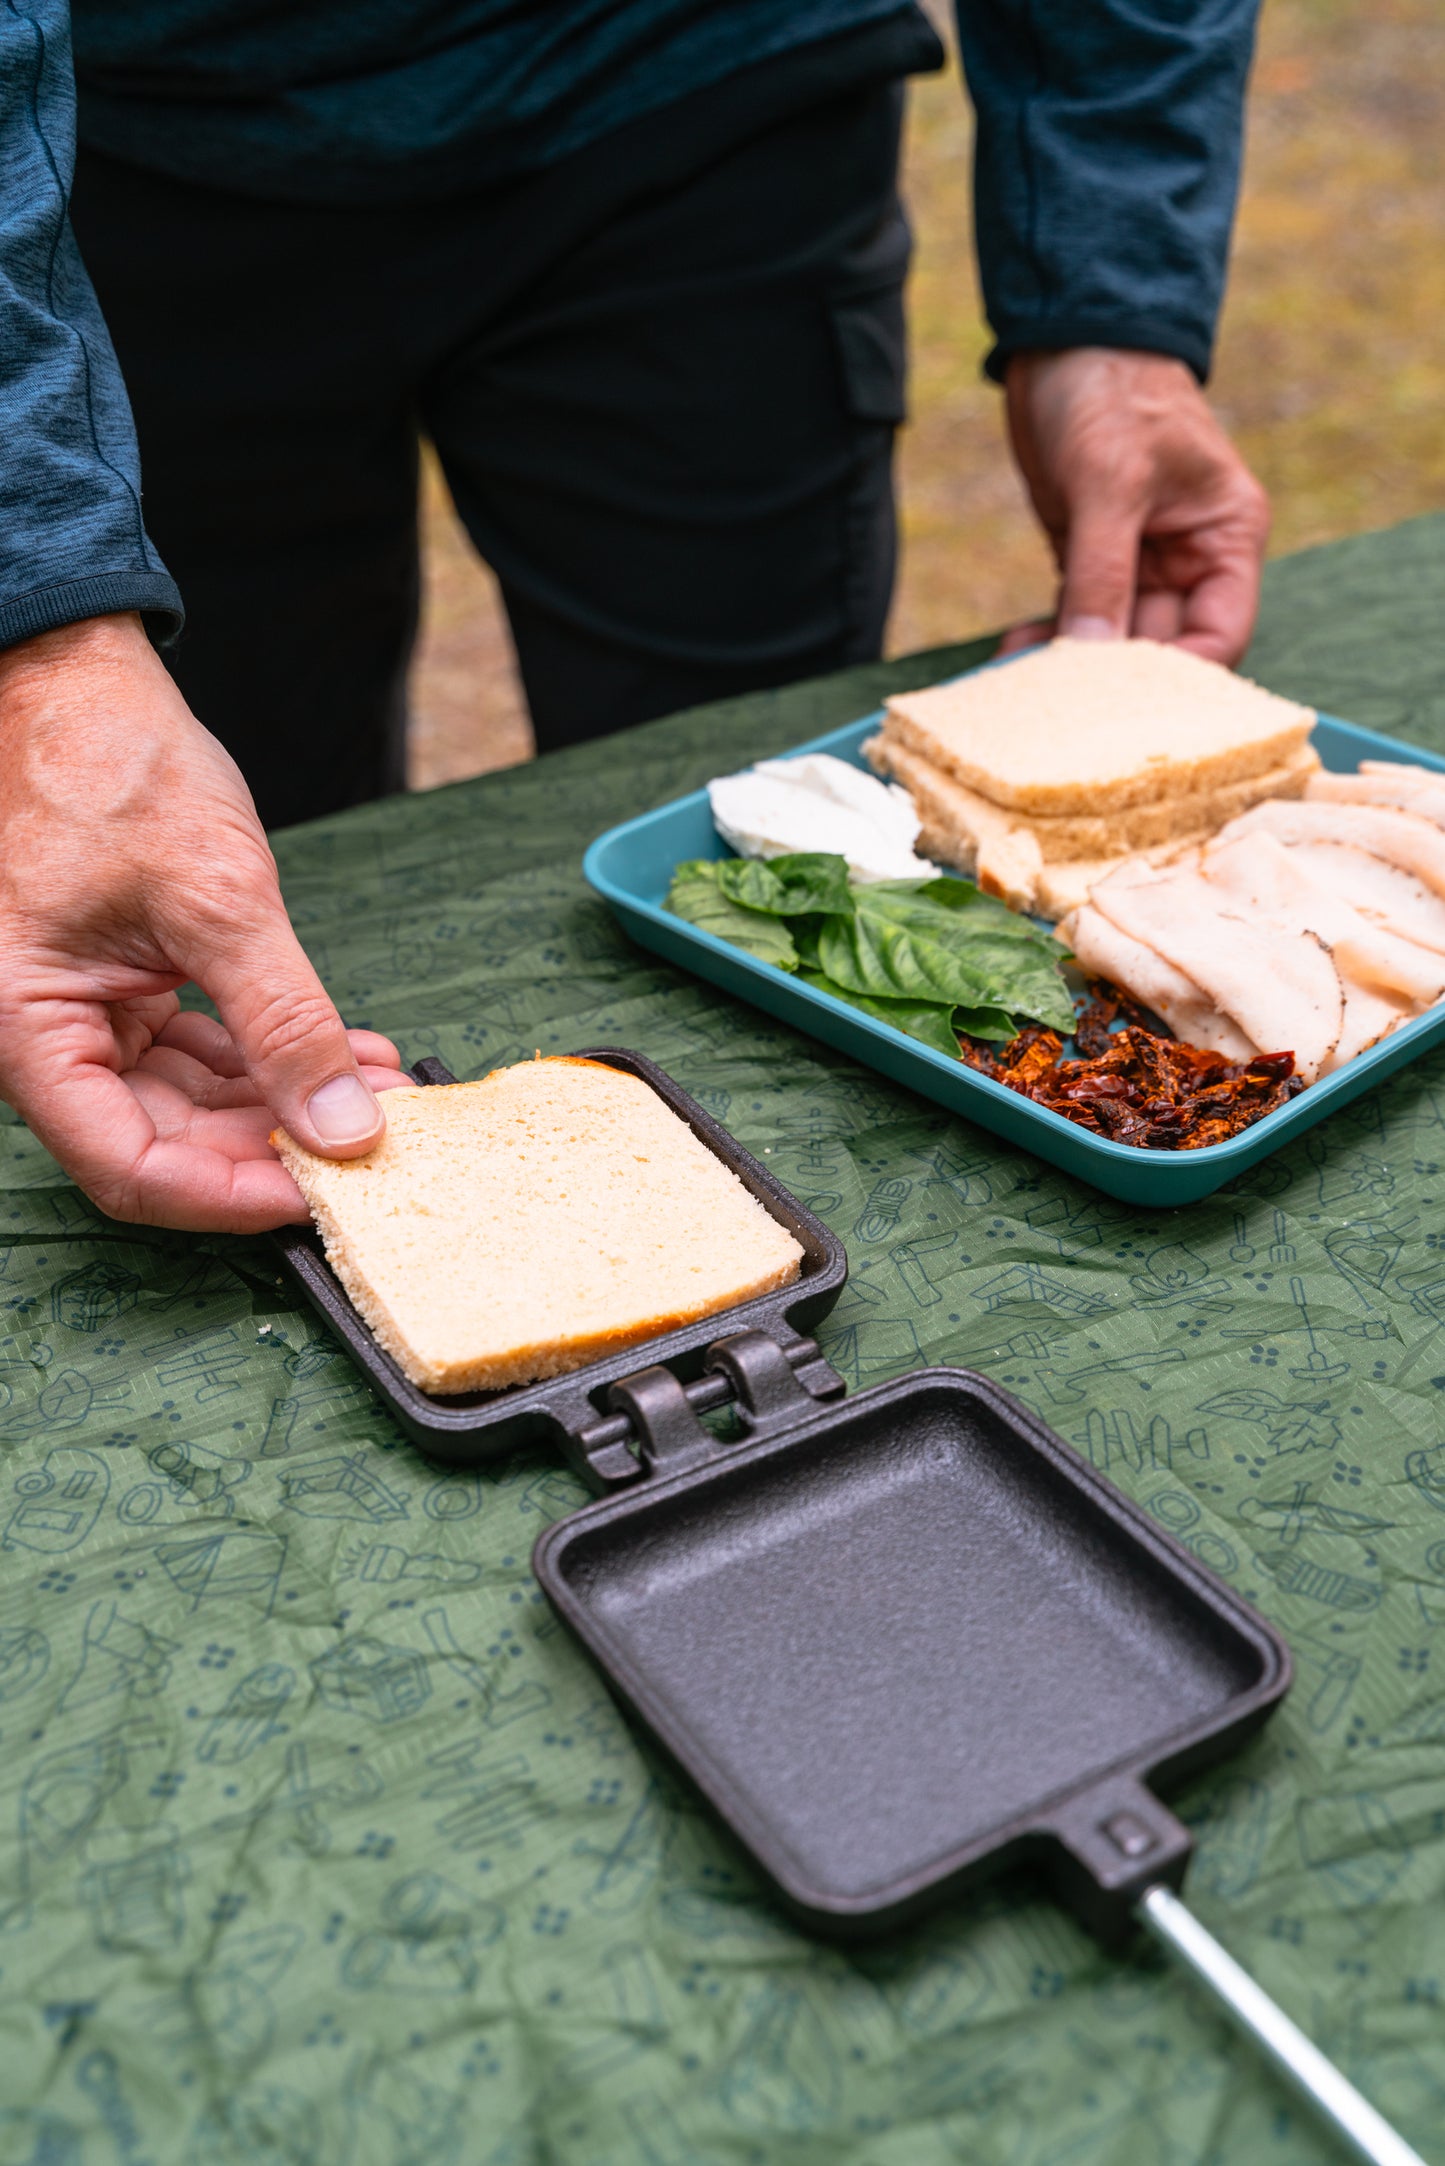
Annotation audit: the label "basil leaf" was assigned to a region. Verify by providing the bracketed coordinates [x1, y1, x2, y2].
[953, 1005, 1023, 1044]
[789, 918, 825, 972]
[834, 882, 1076, 1033]
[799, 973, 1019, 1055]
[717, 852, 854, 918]
[666, 861, 800, 971]
[867, 876, 1060, 953]
[815, 906, 984, 1007]
[798, 971, 966, 1060]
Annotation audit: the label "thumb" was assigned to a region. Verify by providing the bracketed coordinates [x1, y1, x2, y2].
[185, 908, 386, 1159]
[1056, 500, 1144, 642]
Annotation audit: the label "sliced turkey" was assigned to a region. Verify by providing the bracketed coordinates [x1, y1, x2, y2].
[1220, 798, 1445, 899]
[1273, 840, 1445, 955]
[1200, 832, 1445, 1006]
[1306, 766, 1445, 828]
[1091, 860, 1344, 1083]
[1062, 904, 1257, 1060]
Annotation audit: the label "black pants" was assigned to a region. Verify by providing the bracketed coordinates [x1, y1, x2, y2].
[71, 77, 910, 829]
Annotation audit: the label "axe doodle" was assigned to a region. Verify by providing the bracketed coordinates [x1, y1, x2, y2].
[1239, 1482, 1393, 1547]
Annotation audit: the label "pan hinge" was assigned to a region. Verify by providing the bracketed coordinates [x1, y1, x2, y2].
[569, 1330, 845, 1486]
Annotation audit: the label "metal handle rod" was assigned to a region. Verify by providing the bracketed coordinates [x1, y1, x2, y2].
[1137, 1884, 1428, 2166]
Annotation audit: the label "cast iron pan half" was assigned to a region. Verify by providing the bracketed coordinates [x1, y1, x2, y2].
[532, 1349, 1289, 1946]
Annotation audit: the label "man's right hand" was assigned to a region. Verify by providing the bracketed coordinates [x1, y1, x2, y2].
[0, 611, 409, 1231]
[998, 348, 1270, 665]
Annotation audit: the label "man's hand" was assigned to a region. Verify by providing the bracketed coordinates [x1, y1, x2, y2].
[1000, 348, 1270, 665]
[0, 612, 411, 1232]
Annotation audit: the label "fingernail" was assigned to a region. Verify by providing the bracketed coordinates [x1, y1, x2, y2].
[1060, 615, 1122, 641]
[307, 1074, 380, 1144]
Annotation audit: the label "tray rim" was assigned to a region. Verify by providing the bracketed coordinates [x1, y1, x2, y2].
[583, 703, 1445, 1205]
[533, 1363, 1292, 1926]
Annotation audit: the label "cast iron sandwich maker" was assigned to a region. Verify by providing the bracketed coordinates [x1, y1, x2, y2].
[275, 1049, 1424, 2166]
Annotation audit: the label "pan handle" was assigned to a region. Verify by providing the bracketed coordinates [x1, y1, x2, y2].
[1039, 1776, 1193, 1946]
[1138, 1883, 1428, 2166]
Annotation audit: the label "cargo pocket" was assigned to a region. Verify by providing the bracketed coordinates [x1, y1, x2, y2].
[827, 197, 911, 662]
[829, 202, 912, 425]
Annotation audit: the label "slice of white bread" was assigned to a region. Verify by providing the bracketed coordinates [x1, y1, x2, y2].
[866, 730, 1319, 863]
[273, 1057, 804, 1395]
[882, 638, 1316, 816]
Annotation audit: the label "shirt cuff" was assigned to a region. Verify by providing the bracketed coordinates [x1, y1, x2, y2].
[983, 317, 1213, 388]
[0, 569, 184, 652]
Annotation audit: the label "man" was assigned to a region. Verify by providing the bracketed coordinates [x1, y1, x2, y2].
[0, 1, 1269, 1233]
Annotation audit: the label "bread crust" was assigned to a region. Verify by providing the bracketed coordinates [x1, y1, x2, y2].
[273, 1057, 804, 1396]
[881, 638, 1316, 816]
[868, 732, 1319, 863]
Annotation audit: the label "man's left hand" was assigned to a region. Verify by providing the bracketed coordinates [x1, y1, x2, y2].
[1000, 347, 1269, 666]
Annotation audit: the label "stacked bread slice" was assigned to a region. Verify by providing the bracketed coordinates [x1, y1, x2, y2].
[865, 638, 1319, 919]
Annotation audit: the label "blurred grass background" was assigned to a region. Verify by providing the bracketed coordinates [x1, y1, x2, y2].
[408, 0, 1445, 789]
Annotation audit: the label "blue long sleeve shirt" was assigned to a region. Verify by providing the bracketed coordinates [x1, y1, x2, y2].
[0, 0, 1261, 655]
[1, 0, 182, 645]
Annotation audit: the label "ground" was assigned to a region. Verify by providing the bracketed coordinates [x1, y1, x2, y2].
[406, 0, 1445, 791]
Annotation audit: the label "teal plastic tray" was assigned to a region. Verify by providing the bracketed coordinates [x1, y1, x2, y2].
[583, 701, 1445, 1206]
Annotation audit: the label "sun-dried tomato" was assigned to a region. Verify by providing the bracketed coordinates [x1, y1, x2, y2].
[960, 981, 1300, 1151]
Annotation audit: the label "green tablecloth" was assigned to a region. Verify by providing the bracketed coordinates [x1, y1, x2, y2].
[4, 515, 1445, 2166]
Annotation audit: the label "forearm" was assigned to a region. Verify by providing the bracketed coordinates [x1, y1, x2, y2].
[955, 0, 1262, 384]
[0, 4, 181, 649]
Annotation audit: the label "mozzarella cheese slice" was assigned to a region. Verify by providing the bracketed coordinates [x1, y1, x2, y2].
[708, 754, 937, 883]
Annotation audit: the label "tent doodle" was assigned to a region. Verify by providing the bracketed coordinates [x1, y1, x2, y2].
[153, 1528, 287, 1615]
[973, 1260, 1113, 1320]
